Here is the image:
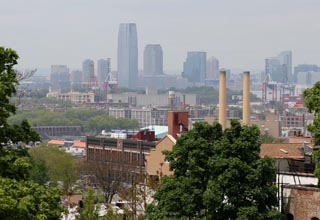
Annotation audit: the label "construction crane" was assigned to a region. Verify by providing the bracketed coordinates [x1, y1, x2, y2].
[279, 83, 295, 101]
[262, 74, 278, 103]
[104, 73, 118, 98]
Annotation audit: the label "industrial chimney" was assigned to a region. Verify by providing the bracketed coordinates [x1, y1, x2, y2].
[219, 70, 227, 129]
[242, 71, 250, 125]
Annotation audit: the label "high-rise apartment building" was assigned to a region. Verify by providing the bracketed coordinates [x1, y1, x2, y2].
[182, 51, 206, 83]
[206, 56, 219, 80]
[294, 64, 320, 83]
[82, 59, 94, 82]
[117, 23, 138, 88]
[265, 51, 292, 83]
[97, 58, 111, 83]
[278, 51, 292, 81]
[143, 44, 163, 76]
[50, 65, 70, 92]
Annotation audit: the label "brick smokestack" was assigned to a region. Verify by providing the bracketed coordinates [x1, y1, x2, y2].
[219, 70, 227, 129]
[243, 71, 250, 125]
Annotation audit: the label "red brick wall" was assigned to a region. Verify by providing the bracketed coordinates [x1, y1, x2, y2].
[283, 185, 320, 219]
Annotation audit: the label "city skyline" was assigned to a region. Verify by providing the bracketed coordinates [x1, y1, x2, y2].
[2, 0, 320, 72]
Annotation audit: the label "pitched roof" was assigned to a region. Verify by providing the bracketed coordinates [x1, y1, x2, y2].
[72, 141, 86, 148]
[260, 143, 304, 159]
[48, 140, 64, 145]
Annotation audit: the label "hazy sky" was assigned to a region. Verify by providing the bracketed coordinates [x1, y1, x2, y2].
[2, 0, 320, 73]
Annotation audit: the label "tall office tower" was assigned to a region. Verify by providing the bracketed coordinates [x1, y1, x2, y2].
[143, 44, 163, 76]
[294, 64, 320, 83]
[82, 59, 94, 82]
[117, 23, 138, 88]
[70, 70, 83, 91]
[265, 51, 292, 83]
[278, 51, 292, 82]
[97, 58, 111, 83]
[182, 51, 206, 83]
[206, 56, 219, 80]
[50, 65, 70, 92]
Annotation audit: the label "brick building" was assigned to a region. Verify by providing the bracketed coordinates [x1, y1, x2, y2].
[283, 185, 320, 219]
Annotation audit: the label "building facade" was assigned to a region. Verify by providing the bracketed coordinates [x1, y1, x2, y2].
[143, 44, 163, 76]
[97, 58, 111, 83]
[294, 64, 319, 83]
[47, 91, 95, 104]
[82, 59, 95, 83]
[206, 56, 219, 80]
[265, 51, 292, 83]
[50, 65, 71, 92]
[182, 51, 206, 83]
[117, 23, 138, 88]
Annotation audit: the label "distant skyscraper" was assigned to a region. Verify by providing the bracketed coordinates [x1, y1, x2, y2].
[70, 70, 83, 83]
[143, 44, 163, 76]
[265, 51, 292, 83]
[206, 56, 219, 80]
[70, 70, 83, 91]
[82, 59, 94, 82]
[294, 64, 320, 83]
[97, 58, 110, 83]
[50, 65, 70, 92]
[278, 51, 292, 81]
[182, 52, 206, 83]
[117, 23, 138, 88]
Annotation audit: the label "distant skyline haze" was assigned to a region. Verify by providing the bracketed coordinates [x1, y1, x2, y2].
[1, 0, 320, 72]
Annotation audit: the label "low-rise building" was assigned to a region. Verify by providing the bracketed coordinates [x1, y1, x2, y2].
[47, 91, 95, 104]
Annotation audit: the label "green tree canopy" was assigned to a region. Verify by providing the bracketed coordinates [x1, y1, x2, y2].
[9, 107, 139, 135]
[146, 120, 280, 220]
[0, 47, 62, 220]
[29, 145, 78, 194]
[303, 81, 320, 186]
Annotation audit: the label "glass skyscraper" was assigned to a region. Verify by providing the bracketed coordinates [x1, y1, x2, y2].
[265, 51, 292, 83]
[82, 59, 94, 82]
[117, 23, 138, 88]
[182, 51, 207, 83]
[143, 44, 163, 76]
[97, 58, 110, 83]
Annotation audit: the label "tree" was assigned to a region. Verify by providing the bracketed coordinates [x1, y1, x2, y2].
[0, 178, 61, 220]
[303, 82, 320, 186]
[260, 134, 284, 144]
[146, 120, 281, 220]
[77, 188, 100, 220]
[29, 145, 78, 194]
[79, 157, 126, 204]
[303, 82, 320, 146]
[0, 46, 62, 219]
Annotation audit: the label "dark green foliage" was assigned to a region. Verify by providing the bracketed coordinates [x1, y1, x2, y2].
[0, 47, 62, 219]
[29, 158, 49, 185]
[147, 120, 281, 220]
[303, 81, 320, 186]
[77, 188, 99, 220]
[0, 178, 61, 220]
[0, 147, 31, 180]
[303, 81, 320, 146]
